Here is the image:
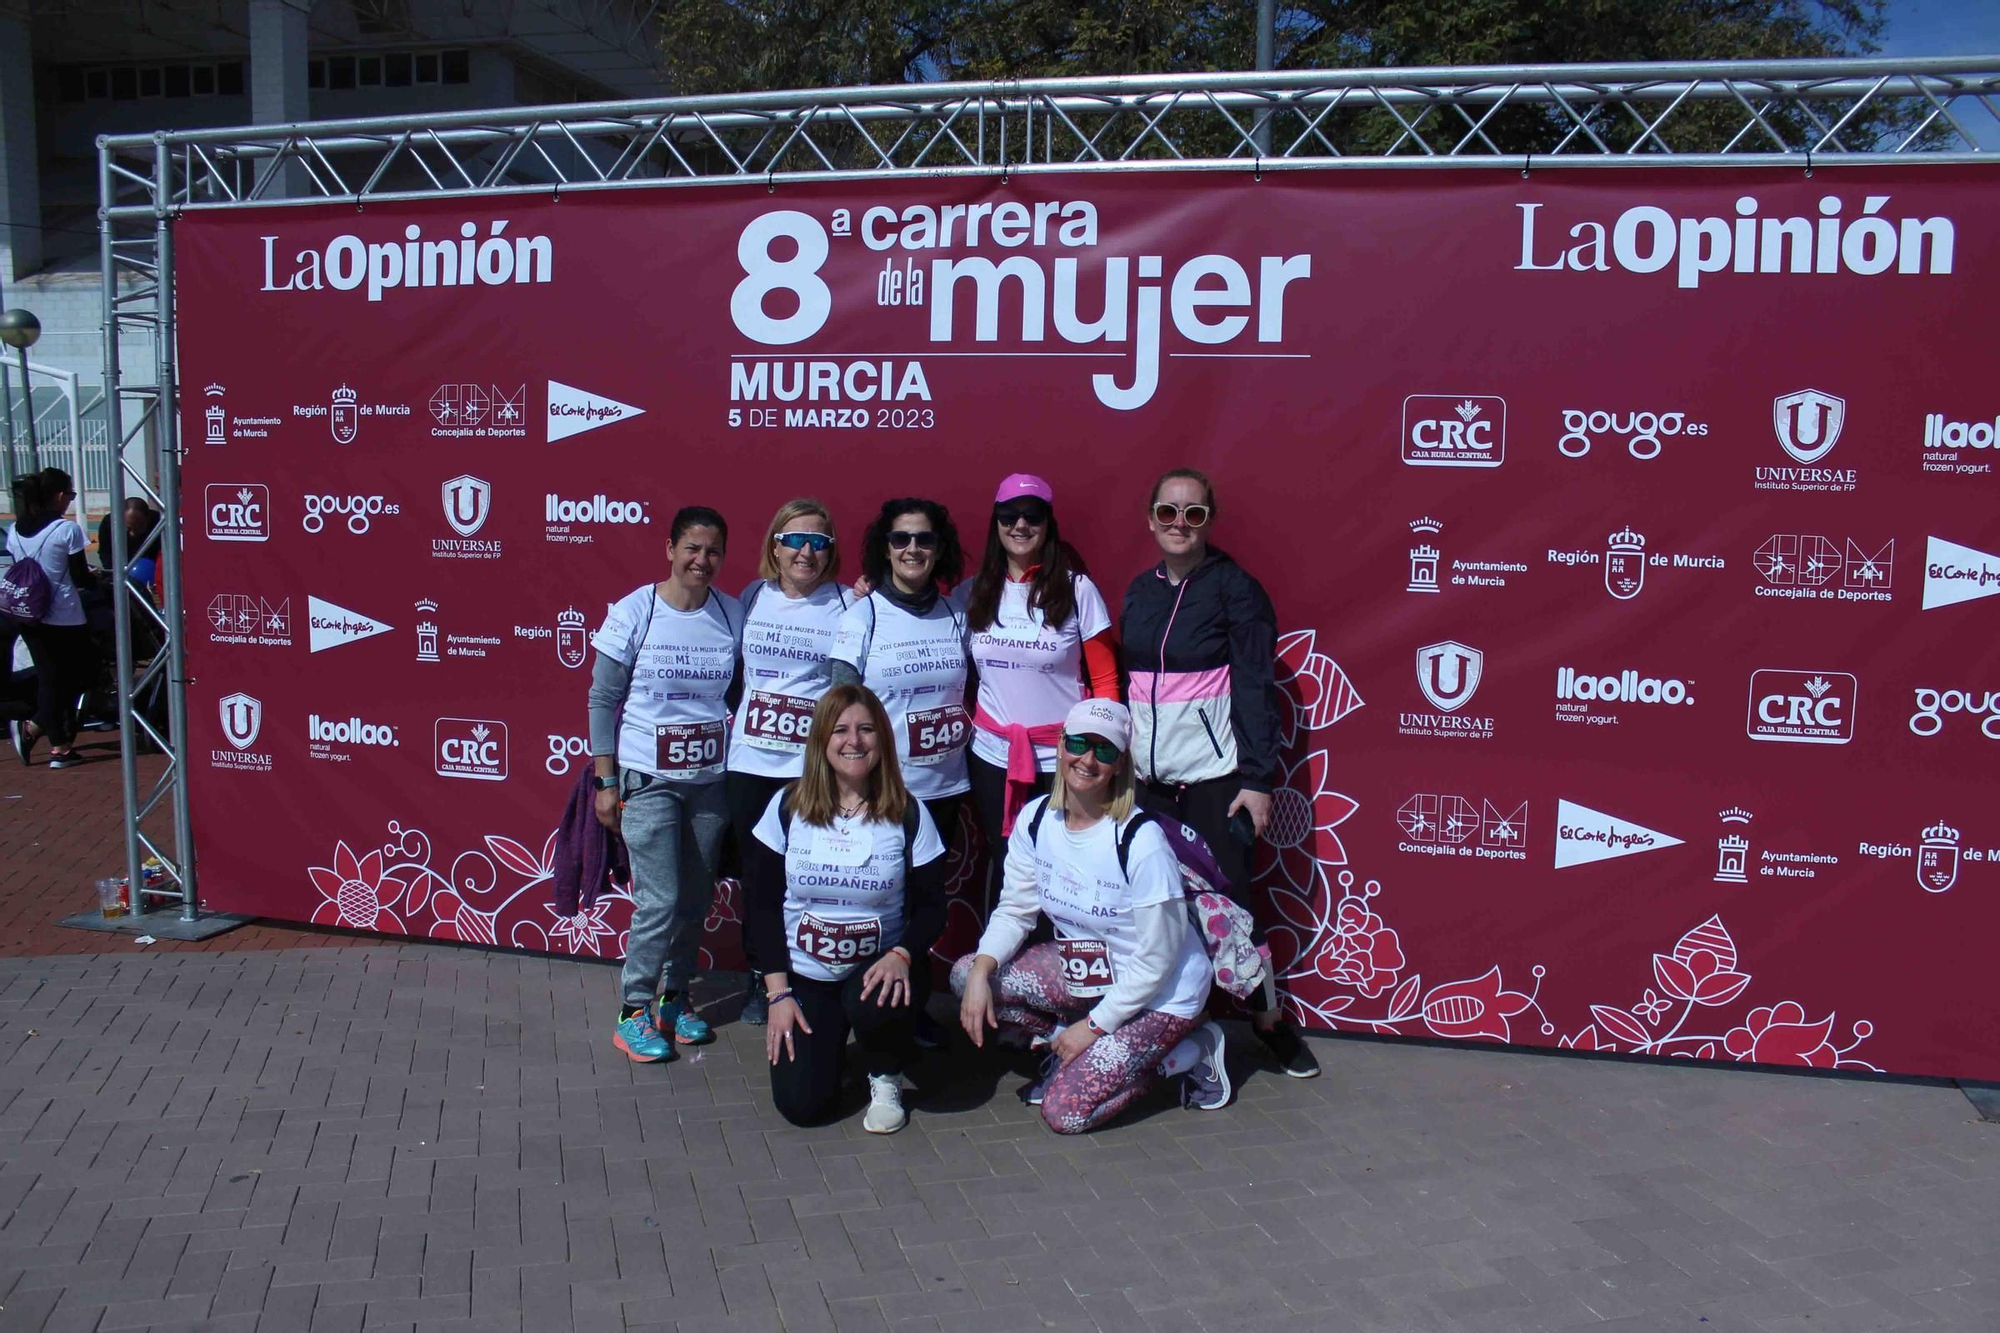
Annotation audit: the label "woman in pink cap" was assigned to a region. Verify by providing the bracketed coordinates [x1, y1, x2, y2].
[958, 473, 1119, 899]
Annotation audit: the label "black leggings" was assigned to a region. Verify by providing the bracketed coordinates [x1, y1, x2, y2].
[769, 967, 913, 1126]
[967, 752, 1051, 914]
[1137, 775, 1274, 1013]
[727, 771, 791, 974]
[19, 622, 90, 749]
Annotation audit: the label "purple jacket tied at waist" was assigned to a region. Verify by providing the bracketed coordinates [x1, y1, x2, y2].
[552, 770, 630, 914]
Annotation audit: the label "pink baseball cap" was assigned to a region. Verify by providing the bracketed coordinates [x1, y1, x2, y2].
[994, 473, 1054, 505]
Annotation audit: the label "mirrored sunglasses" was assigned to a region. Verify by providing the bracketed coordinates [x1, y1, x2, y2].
[1062, 733, 1124, 763]
[775, 531, 833, 552]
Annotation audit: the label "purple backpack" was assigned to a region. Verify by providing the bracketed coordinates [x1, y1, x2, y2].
[1026, 801, 1269, 1001]
[0, 526, 56, 624]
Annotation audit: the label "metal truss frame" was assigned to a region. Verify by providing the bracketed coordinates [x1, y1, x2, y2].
[97, 56, 1999, 922]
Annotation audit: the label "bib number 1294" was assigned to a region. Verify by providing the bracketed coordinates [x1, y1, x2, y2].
[1058, 938, 1115, 997]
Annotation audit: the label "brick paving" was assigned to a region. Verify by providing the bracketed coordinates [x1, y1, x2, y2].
[4, 754, 2000, 1330]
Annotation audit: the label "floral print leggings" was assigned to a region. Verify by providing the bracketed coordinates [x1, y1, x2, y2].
[951, 944, 1201, 1135]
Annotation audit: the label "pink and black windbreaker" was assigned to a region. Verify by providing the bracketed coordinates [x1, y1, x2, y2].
[1118, 550, 1283, 792]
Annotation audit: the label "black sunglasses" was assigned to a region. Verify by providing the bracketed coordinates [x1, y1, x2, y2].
[887, 530, 939, 550]
[995, 501, 1050, 528]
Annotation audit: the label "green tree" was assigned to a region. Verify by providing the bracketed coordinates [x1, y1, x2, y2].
[653, 1, 1908, 161]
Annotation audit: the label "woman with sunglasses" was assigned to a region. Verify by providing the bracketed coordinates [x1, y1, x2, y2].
[1121, 468, 1320, 1080]
[961, 474, 1119, 878]
[953, 699, 1228, 1133]
[725, 498, 854, 1026]
[741, 685, 948, 1133]
[831, 498, 970, 1042]
[590, 506, 741, 1063]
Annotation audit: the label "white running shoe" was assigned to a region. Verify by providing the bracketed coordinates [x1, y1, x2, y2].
[863, 1074, 908, 1134]
[1181, 1022, 1232, 1111]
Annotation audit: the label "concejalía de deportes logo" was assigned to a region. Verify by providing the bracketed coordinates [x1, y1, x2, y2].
[725, 204, 1313, 412]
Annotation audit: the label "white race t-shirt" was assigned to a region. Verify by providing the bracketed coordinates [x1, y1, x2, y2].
[1016, 797, 1212, 1018]
[592, 583, 741, 782]
[753, 792, 947, 981]
[4, 519, 87, 627]
[831, 593, 972, 800]
[727, 579, 851, 779]
[965, 572, 1113, 770]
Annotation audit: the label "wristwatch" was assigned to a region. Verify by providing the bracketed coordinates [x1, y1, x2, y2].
[592, 775, 619, 791]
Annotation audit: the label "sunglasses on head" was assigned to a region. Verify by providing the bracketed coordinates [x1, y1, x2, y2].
[994, 501, 1050, 528]
[1062, 733, 1124, 763]
[774, 531, 833, 553]
[1151, 502, 1211, 529]
[886, 530, 939, 550]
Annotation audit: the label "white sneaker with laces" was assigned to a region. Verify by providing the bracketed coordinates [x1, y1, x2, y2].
[863, 1074, 907, 1134]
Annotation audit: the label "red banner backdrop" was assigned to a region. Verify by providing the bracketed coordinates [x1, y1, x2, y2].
[175, 167, 2000, 1080]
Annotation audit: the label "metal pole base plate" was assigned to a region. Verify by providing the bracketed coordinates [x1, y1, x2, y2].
[58, 910, 255, 941]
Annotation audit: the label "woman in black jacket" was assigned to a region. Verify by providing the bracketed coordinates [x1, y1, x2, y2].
[1119, 467, 1319, 1079]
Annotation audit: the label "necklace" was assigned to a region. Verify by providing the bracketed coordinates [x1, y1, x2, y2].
[836, 799, 867, 819]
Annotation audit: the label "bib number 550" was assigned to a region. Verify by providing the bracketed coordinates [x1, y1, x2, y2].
[655, 720, 725, 773]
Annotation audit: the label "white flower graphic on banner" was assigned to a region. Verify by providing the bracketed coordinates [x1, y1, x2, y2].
[307, 840, 405, 932]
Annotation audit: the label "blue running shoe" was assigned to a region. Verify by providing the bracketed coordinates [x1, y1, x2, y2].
[660, 995, 714, 1045]
[613, 1008, 673, 1063]
[741, 972, 768, 1027]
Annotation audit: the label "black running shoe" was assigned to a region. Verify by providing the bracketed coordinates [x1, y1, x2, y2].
[1257, 1021, 1321, 1079]
[740, 972, 768, 1027]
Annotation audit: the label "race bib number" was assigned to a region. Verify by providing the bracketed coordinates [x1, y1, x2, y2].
[796, 913, 882, 969]
[741, 690, 816, 752]
[654, 719, 725, 775]
[904, 703, 970, 764]
[1058, 938, 1116, 998]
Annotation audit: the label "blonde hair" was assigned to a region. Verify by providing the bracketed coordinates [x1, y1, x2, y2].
[1047, 740, 1138, 824]
[787, 685, 911, 827]
[756, 497, 842, 585]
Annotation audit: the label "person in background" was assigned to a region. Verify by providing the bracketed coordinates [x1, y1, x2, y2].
[725, 498, 852, 1027]
[831, 498, 970, 1048]
[742, 685, 947, 1132]
[961, 472, 1119, 888]
[7, 469, 97, 769]
[588, 506, 741, 1063]
[953, 699, 1227, 1133]
[97, 499, 160, 587]
[1120, 468, 1320, 1079]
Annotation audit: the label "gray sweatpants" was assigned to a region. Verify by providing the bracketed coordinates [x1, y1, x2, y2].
[618, 771, 730, 1007]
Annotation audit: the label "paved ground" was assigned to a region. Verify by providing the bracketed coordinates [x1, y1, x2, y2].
[4, 756, 2000, 1331]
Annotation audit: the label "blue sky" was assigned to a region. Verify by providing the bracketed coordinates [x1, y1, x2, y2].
[1878, 0, 2000, 55]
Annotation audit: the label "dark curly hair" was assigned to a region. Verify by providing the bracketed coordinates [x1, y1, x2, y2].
[860, 497, 964, 591]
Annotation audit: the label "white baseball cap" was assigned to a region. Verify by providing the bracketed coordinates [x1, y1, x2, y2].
[1063, 699, 1132, 752]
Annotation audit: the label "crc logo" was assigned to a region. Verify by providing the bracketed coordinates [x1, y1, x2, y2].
[205, 483, 270, 543]
[1416, 640, 1483, 712]
[1746, 669, 1857, 745]
[1908, 687, 2000, 740]
[1557, 409, 1706, 460]
[1402, 395, 1505, 469]
[1773, 389, 1846, 464]
[442, 474, 493, 537]
[546, 733, 590, 775]
[219, 692, 264, 749]
[435, 717, 508, 781]
[302, 492, 399, 535]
